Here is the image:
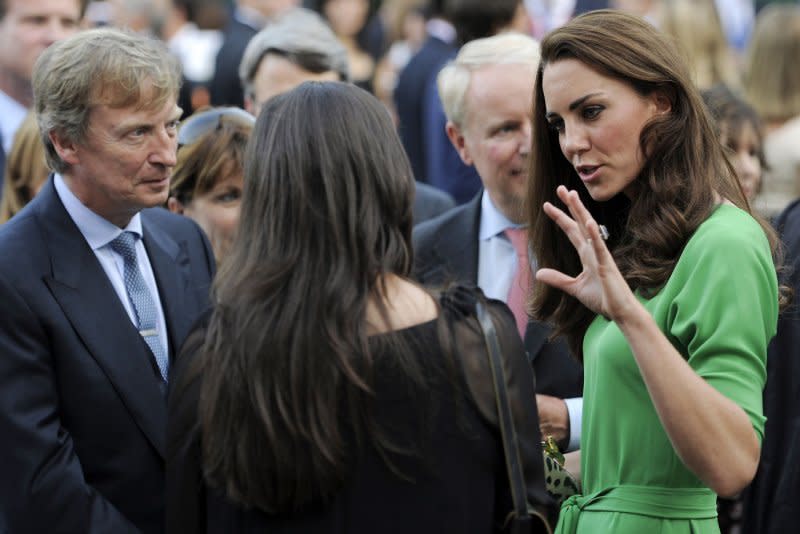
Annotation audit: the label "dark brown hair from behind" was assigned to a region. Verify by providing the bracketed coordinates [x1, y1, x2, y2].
[196, 81, 424, 513]
[527, 10, 782, 360]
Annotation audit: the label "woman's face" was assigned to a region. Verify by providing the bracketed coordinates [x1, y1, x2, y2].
[542, 58, 667, 202]
[182, 166, 244, 261]
[323, 0, 369, 38]
[721, 120, 762, 201]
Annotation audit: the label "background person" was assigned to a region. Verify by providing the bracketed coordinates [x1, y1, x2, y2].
[167, 106, 254, 262]
[742, 3, 800, 217]
[529, 10, 780, 533]
[702, 83, 768, 202]
[393, 0, 524, 203]
[0, 0, 86, 189]
[166, 81, 553, 533]
[658, 0, 741, 91]
[0, 28, 215, 532]
[0, 111, 50, 223]
[413, 32, 583, 452]
[209, 0, 298, 108]
[237, 6, 347, 117]
[238, 6, 455, 225]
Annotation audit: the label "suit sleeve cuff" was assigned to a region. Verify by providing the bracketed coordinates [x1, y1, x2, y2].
[565, 396, 583, 452]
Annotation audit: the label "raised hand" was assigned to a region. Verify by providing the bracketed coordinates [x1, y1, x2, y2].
[535, 186, 638, 322]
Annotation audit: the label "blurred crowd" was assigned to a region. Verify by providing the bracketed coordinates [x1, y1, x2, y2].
[0, 0, 799, 533]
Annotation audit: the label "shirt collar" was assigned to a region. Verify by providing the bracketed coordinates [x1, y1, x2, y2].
[0, 90, 28, 154]
[426, 18, 457, 44]
[54, 173, 143, 251]
[479, 189, 525, 241]
[234, 6, 267, 30]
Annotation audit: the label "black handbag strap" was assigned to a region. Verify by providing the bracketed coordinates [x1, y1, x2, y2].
[476, 302, 529, 525]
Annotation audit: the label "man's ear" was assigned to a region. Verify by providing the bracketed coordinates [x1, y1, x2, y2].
[166, 196, 185, 214]
[244, 94, 255, 116]
[48, 130, 80, 167]
[446, 121, 473, 166]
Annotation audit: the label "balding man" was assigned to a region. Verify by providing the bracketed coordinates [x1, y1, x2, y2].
[414, 33, 583, 452]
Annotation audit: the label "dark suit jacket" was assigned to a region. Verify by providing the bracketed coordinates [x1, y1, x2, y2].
[412, 193, 583, 399]
[414, 181, 455, 225]
[210, 17, 258, 109]
[394, 35, 456, 185]
[743, 198, 800, 533]
[0, 179, 215, 533]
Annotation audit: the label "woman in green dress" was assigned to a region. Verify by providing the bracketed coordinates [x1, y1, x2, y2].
[526, 10, 783, 534]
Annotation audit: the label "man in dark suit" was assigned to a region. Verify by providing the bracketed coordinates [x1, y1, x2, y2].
[394, 0, 523, 204]
[413, 33, 583, 451]
[394, 0, 455, 186]
[0, 29, 215, 533]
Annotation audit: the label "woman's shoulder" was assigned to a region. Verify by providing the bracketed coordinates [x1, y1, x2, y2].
[685, 204, 771, 255]
[437, 284, 515, 324]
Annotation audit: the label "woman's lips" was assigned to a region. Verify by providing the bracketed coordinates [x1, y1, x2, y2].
[576, 164, 601, 183]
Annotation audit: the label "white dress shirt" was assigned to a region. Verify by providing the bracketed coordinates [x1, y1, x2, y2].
[0, 90, 28, 155]
[477, 190, 521, 300]
[478, 189, 582, 451]
[54, 174, 170, 360]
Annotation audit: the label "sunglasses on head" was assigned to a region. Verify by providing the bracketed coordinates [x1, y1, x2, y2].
[177, 107, 256, 148]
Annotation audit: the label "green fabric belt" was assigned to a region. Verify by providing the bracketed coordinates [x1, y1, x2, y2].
[555, 485, 718, 533]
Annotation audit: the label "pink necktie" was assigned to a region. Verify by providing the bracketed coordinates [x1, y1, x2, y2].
[505, 227, 531, 338]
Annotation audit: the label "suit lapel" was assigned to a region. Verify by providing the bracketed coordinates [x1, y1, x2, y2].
[37, 181, 167, 458]
[421, 194, 481, 285]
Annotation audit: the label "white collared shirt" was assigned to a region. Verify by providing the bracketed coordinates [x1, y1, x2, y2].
[54, 174, 169, 360]
[477, 190, 528, 301]
[0, 90, 28, 155]
[477, 189, 582, 451]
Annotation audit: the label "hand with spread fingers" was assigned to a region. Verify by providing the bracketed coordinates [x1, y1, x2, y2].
[535, 185, 638, 322]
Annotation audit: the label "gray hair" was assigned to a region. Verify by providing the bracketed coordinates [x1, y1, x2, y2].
[32, 27, 181, 174]
[238, 7, 349, 101]
[437, 32, 540, 127]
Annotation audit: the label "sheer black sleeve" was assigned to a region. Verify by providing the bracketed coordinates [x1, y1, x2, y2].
[440, 286, 555, 530]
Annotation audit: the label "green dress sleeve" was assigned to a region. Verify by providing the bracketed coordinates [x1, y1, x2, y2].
[664, 207, 779, 441]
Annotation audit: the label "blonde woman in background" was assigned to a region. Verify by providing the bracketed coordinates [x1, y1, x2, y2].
[659, 0, 741, 91]
[0, 112, 50, 224]
[743, 4, 800, 217]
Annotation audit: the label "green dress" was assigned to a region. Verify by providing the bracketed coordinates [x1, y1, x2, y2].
[555, 205, 779, 533]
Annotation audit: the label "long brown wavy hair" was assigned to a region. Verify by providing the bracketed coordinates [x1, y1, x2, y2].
[527, 10, 783, 360]
[197, 82, 424, 512]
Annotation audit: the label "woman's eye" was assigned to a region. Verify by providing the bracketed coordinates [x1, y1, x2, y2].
[548, 120, 564, 133]
[583, 106, 602, 120]
[215, 190, 241, 203]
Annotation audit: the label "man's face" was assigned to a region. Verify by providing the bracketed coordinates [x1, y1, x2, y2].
[54, 89, 182, 227]
[247, 53, 339, 116]
[250, 0, 298, 21]
[0, 0, 82, 86]
[447, 63, 537, 223]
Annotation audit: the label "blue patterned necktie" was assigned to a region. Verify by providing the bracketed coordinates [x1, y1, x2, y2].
[109, 231, 168, 381]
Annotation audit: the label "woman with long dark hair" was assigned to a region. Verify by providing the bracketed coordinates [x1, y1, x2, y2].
[527, 10, 782, 533]
[166, 81, 552, 533]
